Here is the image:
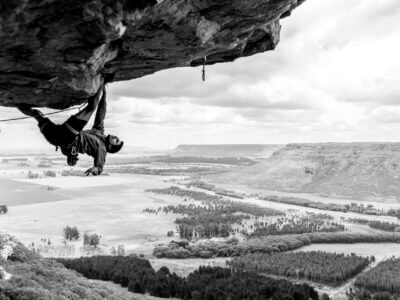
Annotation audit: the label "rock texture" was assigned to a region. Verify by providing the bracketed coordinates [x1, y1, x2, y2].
[208, 143, 400, 201]
[0, 0, 304, 108]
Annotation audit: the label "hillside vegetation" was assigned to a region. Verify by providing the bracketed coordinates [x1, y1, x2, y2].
[0, 234, 158, 300]
[0, 233, 319, 300]
[209, 143, 400, 200]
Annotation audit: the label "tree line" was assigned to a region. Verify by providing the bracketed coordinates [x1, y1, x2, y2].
[347, 218, 400, 232]
[228, 251, 371, 285]
[263, 196, 400, 219]
[57, 256, 319, 300]
[153, 232, 400, 259]
[248, 214, 345, 237]
[355, 257, 400, 295]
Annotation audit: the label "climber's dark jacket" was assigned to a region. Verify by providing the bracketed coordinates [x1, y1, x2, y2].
[37, 97, 107, 172]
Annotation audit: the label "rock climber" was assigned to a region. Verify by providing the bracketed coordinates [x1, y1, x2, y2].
[16, 86, 123, 176]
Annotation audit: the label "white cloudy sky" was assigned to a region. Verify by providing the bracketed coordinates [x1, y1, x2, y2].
[1, 0, 400, 152]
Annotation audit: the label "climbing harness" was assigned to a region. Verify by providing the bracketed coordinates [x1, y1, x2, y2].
[202, 56, 207, 82]
[59, 134, 80, 165]
[0, 102, 86, 123]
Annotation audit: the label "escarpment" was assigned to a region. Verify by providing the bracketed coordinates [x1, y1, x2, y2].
[0, 0, 304, 109]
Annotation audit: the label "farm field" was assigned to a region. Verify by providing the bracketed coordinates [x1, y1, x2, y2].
[0, 172, 182, 256]
[0, 177, 69, 206]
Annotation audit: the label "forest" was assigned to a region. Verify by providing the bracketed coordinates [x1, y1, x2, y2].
[355, 257, 400, 295]
[57, 256, 319, 300]
[228, 251, 371, 285]
[153, 232, 400, 258]
[347, 218, 400, 232]
[248, 213, 345, 237]
[146, 186, 283, 239]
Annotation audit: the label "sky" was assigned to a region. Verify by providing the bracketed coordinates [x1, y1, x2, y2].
[1, 0, 400, 152]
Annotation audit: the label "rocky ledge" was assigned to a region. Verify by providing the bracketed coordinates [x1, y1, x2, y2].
[0, 0, 304, 108]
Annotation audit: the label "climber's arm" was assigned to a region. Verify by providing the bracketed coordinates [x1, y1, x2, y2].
[92, 87, 106, 134]
[85, 143, 106, 176]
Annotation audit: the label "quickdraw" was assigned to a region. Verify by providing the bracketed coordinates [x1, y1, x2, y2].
[202, 56, 207, 82]
[70, 146, 77, 156]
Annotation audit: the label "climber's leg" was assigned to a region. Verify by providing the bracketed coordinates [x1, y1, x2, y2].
[16, 104, 44, 123]
[16, 104, 74, 146]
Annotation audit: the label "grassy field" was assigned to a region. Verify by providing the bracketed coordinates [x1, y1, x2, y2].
[0, 173, 185, 257]
[0, 177, 69, 206]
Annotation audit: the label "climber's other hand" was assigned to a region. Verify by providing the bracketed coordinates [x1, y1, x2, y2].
[85, 166, 102, 176]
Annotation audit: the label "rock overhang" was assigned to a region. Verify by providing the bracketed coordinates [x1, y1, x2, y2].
[0, 0, 305, 109]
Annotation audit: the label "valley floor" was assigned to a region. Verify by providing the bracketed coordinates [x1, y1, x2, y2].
[2, 156, 400, 299]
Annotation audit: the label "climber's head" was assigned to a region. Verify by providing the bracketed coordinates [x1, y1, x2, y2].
[106, 134, 124, 154]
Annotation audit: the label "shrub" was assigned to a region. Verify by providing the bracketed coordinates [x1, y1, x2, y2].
[27, 171, 39, 179]
[83, 232, 101, 248]
[0, 205, 8, 214]
[43, 170, 56, 177]
[63, 226, 79, 241]
[38, 162, 52, 168]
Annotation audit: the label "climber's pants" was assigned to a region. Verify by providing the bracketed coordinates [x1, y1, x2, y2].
[37, 116, 86, 147]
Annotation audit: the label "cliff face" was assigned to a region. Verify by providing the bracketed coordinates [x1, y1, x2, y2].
[0, 0, 304, 109]
[172, 144, 283, 158]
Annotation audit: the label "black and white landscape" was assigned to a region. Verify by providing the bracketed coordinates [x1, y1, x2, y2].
[1, 0, 400, 300]
[2, 143, 400, 299]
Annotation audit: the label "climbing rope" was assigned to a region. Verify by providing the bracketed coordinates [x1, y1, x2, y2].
[202, 56, 207, 82]
[0, 103, 86, 123]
